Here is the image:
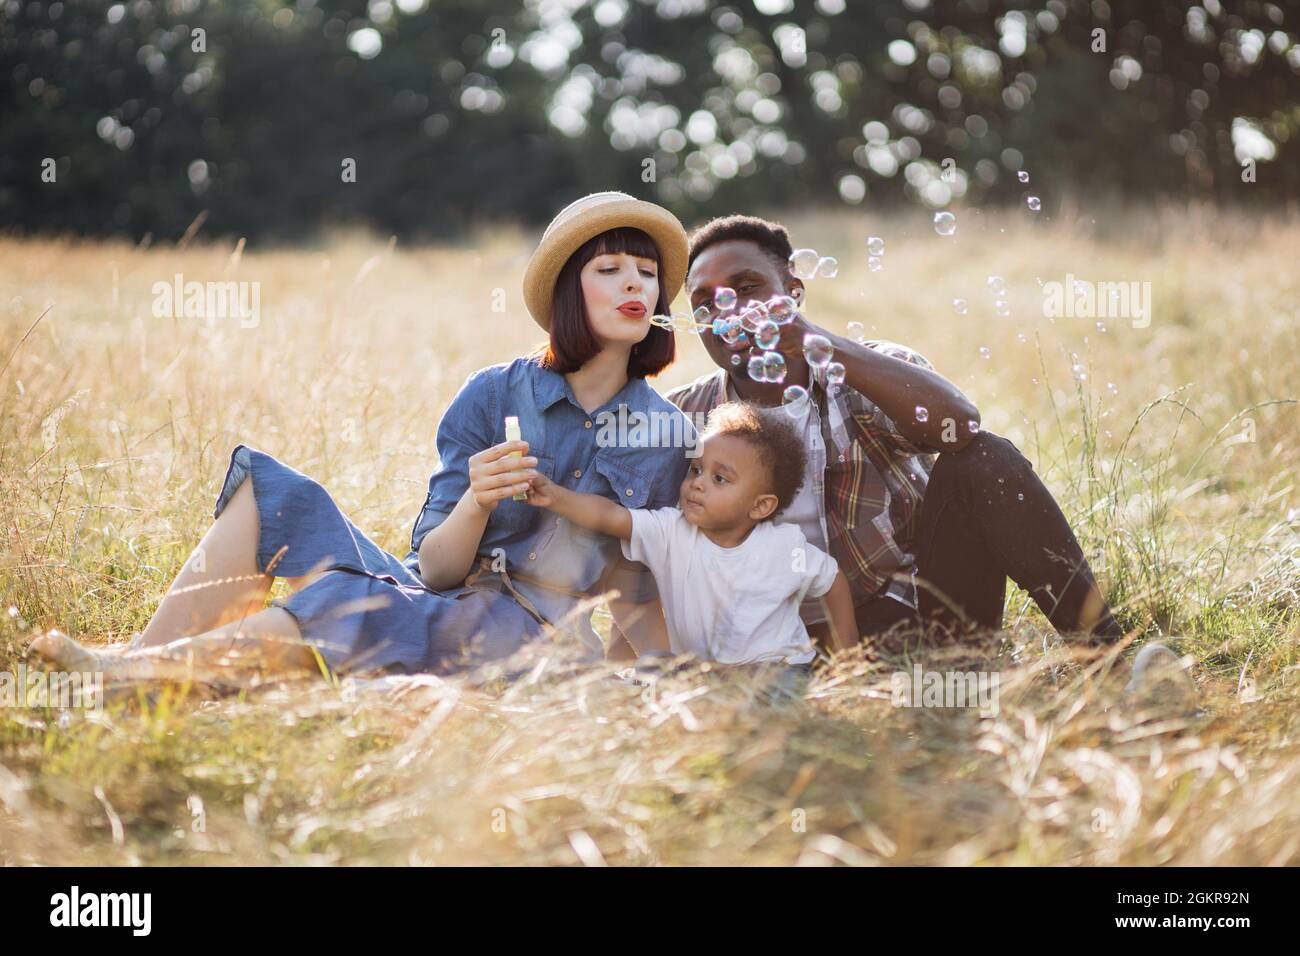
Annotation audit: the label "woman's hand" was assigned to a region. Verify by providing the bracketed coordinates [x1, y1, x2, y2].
[466, 440, 537, 513]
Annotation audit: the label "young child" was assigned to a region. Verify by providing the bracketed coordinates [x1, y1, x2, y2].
[524, 401, 858, 665]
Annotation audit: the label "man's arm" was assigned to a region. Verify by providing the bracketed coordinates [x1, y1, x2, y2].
[828, 333, 980, 451]
[820, 570, 859, 652]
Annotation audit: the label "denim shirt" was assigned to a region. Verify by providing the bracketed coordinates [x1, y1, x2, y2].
[402, 356, 693, 656]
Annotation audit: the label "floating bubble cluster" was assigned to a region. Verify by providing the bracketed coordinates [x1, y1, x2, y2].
[744, 349, 789, 384]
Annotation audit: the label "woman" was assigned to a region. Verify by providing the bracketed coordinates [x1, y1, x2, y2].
[31, 191, 693, 681]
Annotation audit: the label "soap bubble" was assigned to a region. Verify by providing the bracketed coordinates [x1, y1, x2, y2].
[754, 319, 780, 350]
[826, 361, 846, 386]
[933, 211, 957, 236]
[867, 256, 883, 272]
[994, 299, 1010, 317]
[713, 287, 737, 311]
[670, 312, 693, 331]
[978, 346, 991, 359]
[1107, 382, 1119, 395]
[782, 385, 809, 410]
[1017, 170, 1030, 183]
[762, 351, 787, 383]
[867, 236, 885, 256]
[846, 320, 866, 342]
[953, 298, 968, 315]
[968, 419, 979, 433]
[915, 405, 929, 423]
[747, 353, 766, 381]
[730, 353, 741, 366]
[765, 295, 799, 325]
[803, 333, 834, 369]
[788, 249, 820, 279]
[1072, 362, 1087, 382]
[986, 275, 1006, 295]
[711, 316, 730, 336]
[816, 256, 839, 279]
[738, 303, 766, 333]
[1027, 196, 1041, 212]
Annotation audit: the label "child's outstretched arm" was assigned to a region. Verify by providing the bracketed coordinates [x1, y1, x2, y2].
[525, 473, 633, 540]
[822, 570, 859, 652]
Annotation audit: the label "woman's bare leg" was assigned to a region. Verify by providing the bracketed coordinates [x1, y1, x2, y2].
[32, 606, 320, 682]
[138, 477, 271, 647]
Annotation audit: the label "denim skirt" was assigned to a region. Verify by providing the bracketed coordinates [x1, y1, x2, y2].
[212, 443, 544, 675]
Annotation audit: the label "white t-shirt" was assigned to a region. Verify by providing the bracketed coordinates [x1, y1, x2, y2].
[620, 507, 841, 665]
[725, 378, 830, 625]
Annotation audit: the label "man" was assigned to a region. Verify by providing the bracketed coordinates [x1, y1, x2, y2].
[661, 214, 1122, 650]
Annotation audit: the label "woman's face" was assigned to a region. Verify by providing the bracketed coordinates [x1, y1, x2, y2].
[579, 251, 659, 350]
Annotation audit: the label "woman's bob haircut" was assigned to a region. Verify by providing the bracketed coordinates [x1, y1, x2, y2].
[529, 227, 675, 377]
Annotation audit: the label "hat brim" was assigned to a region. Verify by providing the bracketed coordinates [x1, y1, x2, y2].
[522, 198, 689, 332]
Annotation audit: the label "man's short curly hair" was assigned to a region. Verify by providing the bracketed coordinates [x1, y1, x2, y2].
[703, 401, 807, 519]
[688, 214, 794, 278]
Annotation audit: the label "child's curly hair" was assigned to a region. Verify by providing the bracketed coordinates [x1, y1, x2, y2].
[703, 401, 808, 519]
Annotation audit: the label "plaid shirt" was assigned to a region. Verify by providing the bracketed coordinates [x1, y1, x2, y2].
[665, 341, 938, 611]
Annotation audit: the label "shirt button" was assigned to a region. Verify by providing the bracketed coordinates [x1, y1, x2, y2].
[528, 551, 537, 560]
[572, 469, 582, 478]
[584, 420, 592, 429]
[625, 488, 634, 497]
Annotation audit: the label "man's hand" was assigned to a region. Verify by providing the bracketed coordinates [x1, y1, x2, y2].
[769, 309, 824, 369]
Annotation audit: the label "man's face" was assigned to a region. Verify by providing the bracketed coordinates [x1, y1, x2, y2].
[686, 239, 804, 372]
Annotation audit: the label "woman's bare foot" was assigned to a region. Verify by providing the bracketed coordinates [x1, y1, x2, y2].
[27, 629, 116, 672]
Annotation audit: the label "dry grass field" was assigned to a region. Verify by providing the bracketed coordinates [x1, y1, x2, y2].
[1, 202, 1297, 865]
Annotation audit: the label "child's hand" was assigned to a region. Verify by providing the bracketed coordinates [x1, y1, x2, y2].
[524, 471, 559, 508]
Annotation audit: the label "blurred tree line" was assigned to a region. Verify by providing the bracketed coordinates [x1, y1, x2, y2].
[2, 0, 1296, 243]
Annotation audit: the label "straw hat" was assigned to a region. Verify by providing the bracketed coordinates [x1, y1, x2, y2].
[522, 191, 689, 332]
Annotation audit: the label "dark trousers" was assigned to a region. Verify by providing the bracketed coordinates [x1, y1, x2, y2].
[809, 431, 1123, 649]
